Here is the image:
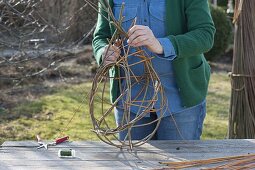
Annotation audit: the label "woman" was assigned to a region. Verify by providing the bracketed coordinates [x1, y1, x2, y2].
[92, 0, 215, 140]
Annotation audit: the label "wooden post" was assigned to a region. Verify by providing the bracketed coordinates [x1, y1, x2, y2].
[229, 0, 255, 138]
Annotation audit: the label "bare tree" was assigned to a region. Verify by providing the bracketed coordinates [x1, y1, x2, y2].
[0, 0, 97, 87]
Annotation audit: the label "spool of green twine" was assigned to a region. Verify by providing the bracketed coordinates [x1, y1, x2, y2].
[58, 149, 75, 158]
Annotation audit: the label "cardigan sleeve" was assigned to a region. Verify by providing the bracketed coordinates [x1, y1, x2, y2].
[167, 0, 216, 59]
[92, 2, 112, 65]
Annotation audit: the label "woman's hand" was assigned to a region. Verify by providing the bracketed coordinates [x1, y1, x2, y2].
[102, 44, 120, 65]
[127, 25, 163, 54]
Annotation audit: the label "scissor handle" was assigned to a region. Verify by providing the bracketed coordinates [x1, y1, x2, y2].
[37, 143, 48, 149]
[55, 136, 69, 144]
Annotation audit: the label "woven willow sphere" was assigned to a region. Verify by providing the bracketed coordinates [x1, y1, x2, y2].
[89, 53, 167, 149]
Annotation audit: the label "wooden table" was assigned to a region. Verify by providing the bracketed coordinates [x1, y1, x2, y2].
[1, 139, 255, 170]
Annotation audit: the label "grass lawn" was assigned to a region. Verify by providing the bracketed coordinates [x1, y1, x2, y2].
[202, 72, 231, 139]
[0, 72, 231, 144]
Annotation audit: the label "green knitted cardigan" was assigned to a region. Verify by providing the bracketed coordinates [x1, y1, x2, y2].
[92, 0, 215, 108]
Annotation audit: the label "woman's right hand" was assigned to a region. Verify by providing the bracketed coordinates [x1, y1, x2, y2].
[102, 44, 120, 65]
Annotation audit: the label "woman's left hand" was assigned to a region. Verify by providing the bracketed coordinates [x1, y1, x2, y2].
[127, 25, 163, 54]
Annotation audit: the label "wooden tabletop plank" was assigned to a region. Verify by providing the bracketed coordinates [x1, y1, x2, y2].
[2, 139, 255, 154]
[0, 149, 253, 161]
[0, 160, 164, 170]
[2, 139, 255, 148]
[1, 139, 255, 170]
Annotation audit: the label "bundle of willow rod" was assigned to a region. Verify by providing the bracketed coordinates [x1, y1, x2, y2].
[87, 0, 167, 149]
[229, 0, 255, 138]
[158, 153, 255, 169]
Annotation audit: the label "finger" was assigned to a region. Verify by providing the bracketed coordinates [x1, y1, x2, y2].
[104, 47, 120, 61]
[111, 44, 121, 53]
[128, 25, 147, 37]
[127, 30, 147, 44]
[129, 36, 149, 47]
[104, 55, 116, 61]
[105, 45, 120, 55]
[102, 44, 121, 65]
[105, 52, 119, 61]
[104, 47, 118, 57]
[103, 55, 117, 65]
[114, 39, 122, 47]
[104, 60, 114, 65]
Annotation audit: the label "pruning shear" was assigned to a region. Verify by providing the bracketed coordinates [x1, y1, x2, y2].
[37, 135, 69, 149]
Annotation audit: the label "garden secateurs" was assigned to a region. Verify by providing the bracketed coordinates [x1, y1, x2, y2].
[37, 135, 69, 149]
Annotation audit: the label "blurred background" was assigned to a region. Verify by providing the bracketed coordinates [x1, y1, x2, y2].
[0, 0, 235, 144]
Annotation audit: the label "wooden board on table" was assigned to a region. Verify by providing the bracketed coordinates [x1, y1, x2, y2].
[1, 139, 255, 170]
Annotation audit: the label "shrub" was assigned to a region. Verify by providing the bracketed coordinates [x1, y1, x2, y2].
[217, 0, 228, 10]
[205, 5, 233, 61]
[217, 0, 235, 11]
